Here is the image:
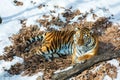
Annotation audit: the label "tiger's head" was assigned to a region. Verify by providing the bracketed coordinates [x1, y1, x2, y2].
[74, 27, 95, 46]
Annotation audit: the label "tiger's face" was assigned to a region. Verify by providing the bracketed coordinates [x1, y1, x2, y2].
[74, 27, 94, 46]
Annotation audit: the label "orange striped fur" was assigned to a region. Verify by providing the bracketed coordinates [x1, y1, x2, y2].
[27, 27, 99, 64]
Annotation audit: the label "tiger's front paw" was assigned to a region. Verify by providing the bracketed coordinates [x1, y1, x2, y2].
[78, 60, 86, 64]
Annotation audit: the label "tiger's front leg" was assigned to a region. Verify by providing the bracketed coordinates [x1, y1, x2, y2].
[71, 50, 76, 65]
[77, 48, 98, 63]
[71, 47, 96, 64]
[77, 54, 94, 63]
[72, 53, 93, 64]
[71, 44, 78, 64]
[77, 41, 98, 63]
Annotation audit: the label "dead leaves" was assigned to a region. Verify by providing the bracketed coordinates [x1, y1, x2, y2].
[0, 6, 120, 80]
[13, 0, 23, 6]
[75, 62, 117, 80]
[3, 25, 43, 61]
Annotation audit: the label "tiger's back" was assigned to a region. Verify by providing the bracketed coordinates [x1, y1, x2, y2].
[32, 30, 76, 60]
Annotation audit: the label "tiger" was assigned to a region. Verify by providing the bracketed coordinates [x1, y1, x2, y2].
[26, 27, 99, 64]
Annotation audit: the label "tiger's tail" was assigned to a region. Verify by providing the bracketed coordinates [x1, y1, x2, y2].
[26, 35, 44, 45]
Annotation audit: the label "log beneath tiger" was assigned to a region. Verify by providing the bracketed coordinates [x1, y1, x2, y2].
[51, 49, 120, 80]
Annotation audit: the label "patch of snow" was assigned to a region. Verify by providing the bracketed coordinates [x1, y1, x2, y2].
[107, 59, 119, 67]
[0, 56, 23, 71]
[0, 0, 120, 80]
[54, 66, 73, 74]
[0, 72, 43, 80]
[49, 25, 60, 30]
[0, 20, 21, 55]
[107, 59, 120, 80]
[115, 68, 120, 80]
[103, 75, 112, 80]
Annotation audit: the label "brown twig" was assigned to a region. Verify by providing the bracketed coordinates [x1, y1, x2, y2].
[52, 50, 120, 80]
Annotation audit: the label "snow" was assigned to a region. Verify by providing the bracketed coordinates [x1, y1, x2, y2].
[0, 72, 43, 80]
[107, 59, 120, 80]
[54, 66, 73, 74]
[0, 0, 120, 80]
[0, 20, 21, 55]
[103, 75, 113, 80]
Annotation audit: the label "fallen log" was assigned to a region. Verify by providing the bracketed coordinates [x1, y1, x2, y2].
[52, 50, 120, 80]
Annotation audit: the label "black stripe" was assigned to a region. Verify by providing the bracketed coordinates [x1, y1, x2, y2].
[26, 39, 31, 44]
[63, 34, 67, 43]
[58, 35, 61, 52]
[58, 38, 61, 52]
[49, 45, 53, 53]
[32, 37, 35, 42]
[46, 32, 54, 40]
[67, 43, 70, 54]
[78, 49, 82, 55]
[57, 53, 61, 57]
[46, 46, 50, 53]
[40, 50, 45, 55]
[67, 31, 74, 43]
[61, 31, 65, 37]
[55, 36, 58, 50]
[51, 39, 56, 52]
[37, 35, 42, 41]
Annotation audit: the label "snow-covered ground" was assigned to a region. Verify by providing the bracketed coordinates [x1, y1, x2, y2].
[0, 0, 120, 80]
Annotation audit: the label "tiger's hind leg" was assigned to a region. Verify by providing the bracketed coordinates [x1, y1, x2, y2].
[42, 53, 54, 62]
[29, 43, 54, 62]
